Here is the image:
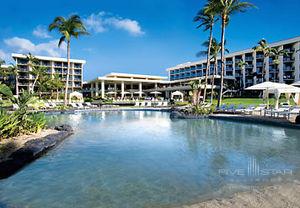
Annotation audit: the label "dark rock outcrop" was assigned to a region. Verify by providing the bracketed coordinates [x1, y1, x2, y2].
[0, 125, 73, 179]
[170, 108, 208, 119]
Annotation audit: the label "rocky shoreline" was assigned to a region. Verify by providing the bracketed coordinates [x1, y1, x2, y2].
[0, 125, 73, 179]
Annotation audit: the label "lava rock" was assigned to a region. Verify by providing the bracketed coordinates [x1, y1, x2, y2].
[0, 125, 73, 179]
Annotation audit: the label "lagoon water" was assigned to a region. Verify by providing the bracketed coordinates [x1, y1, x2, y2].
[0, 111, 299, 208]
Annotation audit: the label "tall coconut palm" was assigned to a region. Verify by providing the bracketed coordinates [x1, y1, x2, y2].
[8, 64, 20, 96]
[194, 2, 218, 103]
[198, 38, 229, 104]
[237, 60, 248, 89]
[26, 53, 40, 92]
[253, 39, 271, 81]
[49, 15, 89, 105]
[212, 0, 255, 107]
[269, 48, 289, 82]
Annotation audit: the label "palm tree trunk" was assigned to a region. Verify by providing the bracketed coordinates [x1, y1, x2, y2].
[32, 76, 39, 93]
[217, 18, 226, 107]
[64, 40, 71, 106]
[56, 89, 59, 101]
[15, 75, 19, 96]
[203, 25, 214, 103]
[210, 56, 217, 104]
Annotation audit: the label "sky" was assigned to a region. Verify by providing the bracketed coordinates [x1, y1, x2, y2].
[0, 0, 300, 81]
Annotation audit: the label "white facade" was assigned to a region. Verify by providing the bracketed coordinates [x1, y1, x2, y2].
[12, 53, 86, 93]
[167, 36, 300, 88]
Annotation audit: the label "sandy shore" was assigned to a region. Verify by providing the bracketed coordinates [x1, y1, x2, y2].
[0, 129, 59, 162]
[182, 181, 300, 208]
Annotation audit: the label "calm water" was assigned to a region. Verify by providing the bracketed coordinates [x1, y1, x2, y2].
[0, 111, 300, 208]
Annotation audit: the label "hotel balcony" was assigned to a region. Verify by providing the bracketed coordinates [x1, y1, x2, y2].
[245, 57, 253, 61]
[256, 55, 264, 59]
[285, 48, 295, 53]
[256, 62, 263, 67]
[283, 57, 295, 63]
[283, 66, 295, 71]
[226, 61, 233, 65]
[245, 65, 254, 69]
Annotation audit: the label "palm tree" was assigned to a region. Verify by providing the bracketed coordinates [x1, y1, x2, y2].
[269, 48, 289, 82]
[49, 74, 64, 101]
[8, 64, 20, 96]
[49, 15, 89, 106]
[30, 65, 48, 93]
[189, 80, 202, 105]
[194, 2, 218, 103]
[26, 53, 40, 92]
[253, 39, 271, 81]
[237, 60, 248, 89]
[198, 38, 229, 104]
[212, 0, 255, 107]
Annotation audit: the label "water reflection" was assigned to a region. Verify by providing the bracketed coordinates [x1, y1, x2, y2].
[1, 111, 298, 208]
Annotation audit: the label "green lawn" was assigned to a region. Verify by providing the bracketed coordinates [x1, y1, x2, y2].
[211, 97, 296, 107]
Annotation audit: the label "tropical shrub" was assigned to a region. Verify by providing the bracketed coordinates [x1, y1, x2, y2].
[0, 85, 47, 140]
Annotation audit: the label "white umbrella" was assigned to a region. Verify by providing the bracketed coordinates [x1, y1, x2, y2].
[150, 91, 162, 95]
[292, 81, 300, 87]
[106, 92, 117, 94]
[134, 91, 144, 94]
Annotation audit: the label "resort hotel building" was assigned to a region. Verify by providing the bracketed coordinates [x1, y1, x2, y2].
[3, 53, 86, 93]
[86, 36, 300, 99]
[1, 36, 300, 99]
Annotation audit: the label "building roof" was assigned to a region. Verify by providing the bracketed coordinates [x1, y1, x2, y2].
[104, 72, 167, 80]
[12, 53, 86, 64]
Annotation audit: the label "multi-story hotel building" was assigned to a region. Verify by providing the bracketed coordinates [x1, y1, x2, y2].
[167, 36, 300, 89]
[84, 36, 300, 99]
[12, 53, 86, 93]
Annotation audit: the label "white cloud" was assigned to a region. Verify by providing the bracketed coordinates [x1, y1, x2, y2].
[33, 25, 52, 39]
[0, 49, 9, 61]
[4, 37, 67, 57]
[84, 12, 144, 36]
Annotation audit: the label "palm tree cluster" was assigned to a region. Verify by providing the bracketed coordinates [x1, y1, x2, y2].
[194, 0, 255, 107]
[0, 54, 65, 99]
[253, 39, 289, 82]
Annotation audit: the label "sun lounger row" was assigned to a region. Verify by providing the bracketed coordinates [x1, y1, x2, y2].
[216, 104, 300, 118]
[134, 101, 169, 107]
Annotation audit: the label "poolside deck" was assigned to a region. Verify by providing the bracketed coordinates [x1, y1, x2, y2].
[209, 114, 300, 129]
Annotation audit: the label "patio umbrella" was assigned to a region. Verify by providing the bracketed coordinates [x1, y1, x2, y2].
[106, 92, 117, 94]
[246, 82, 300, 109]
[150, 91, 162, 95]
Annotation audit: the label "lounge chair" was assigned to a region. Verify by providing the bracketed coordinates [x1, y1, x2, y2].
[140, 102, 145, 107]
[85, 102, 97, 108]
[44, 103, 54, 109]
[216, 104, 227, 111]
[134, 102, 140, 107]
[243, 105, 255, 115]
[156, 102, 162, 107]
[146, 102, 152, 107]
[226, 104, 235, 112]
[76, 103, 85, 109]
[162, 102, 168, 107]
[235, 104, 245, 113]
[69, 103, 78, 109]
[253, 104, 267, 116]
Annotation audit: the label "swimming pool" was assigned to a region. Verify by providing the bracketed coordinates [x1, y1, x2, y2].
[0, 111, 299, 208]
